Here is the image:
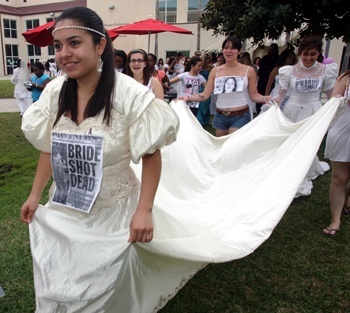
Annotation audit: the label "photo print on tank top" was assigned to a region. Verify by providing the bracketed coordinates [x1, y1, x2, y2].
[214, 76, 244, 94]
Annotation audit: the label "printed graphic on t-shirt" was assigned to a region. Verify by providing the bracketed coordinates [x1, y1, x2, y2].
[214, 76, 244, 94]
[183, 77, 202, 95]
[295, 78, 321, 93]
[179, 75, 205, 108]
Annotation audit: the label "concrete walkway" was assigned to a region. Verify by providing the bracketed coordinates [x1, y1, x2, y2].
[0, 76, 20, 112]
[0, 98, 20, 113]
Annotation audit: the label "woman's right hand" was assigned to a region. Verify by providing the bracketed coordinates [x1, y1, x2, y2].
[20, 195, 40, 223]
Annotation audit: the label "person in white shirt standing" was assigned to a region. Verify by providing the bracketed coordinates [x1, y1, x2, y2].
[10, 58, 32, 116]
[167, 56, 206, 116]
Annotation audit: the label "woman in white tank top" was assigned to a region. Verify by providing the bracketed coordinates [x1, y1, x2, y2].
[126, 49, 164, 100]
[178, 37, 271, 136]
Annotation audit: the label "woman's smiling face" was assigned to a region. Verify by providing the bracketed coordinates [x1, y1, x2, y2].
[191, 61, 203, 74]
[222, 41, 240, 62]
[300, 48, 320, 68]
[53, 19, 105, 81]
[129, 53, 146, 76]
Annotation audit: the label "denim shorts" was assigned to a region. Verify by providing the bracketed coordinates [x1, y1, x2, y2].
[212, 111, 251, 131]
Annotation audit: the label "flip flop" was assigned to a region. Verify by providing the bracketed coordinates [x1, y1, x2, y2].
[322, 227, 340, 238]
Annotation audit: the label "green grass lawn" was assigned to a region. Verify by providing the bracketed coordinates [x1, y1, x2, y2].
[0, 111, 349, 312]
[0, 80, 14, 99]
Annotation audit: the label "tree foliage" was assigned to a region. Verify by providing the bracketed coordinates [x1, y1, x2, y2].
[201, 0, 350, 44]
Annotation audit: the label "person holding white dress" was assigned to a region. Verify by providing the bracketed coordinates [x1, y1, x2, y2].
[10, 58, 32, 115]
[275, 36, 338, 197]
[322, 70, 350, 237]
[20, 7, 179, 312]
[168, 56, 206, 116]
[265, 48, 297, 109]
[179, 36, 271, 136]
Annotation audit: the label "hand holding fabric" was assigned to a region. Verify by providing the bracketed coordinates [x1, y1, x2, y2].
[20, 195, 40, 223]
[128, 209, 154, 243]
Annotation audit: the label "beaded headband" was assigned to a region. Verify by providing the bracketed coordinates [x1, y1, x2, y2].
[52, 25, 106, 38]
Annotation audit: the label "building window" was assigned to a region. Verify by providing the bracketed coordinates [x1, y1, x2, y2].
[27, 45, 41, 68]
[3, 19, 17, 38]
[26, 19, 40, 30]
[187, 0, 209, 22]
[5, 45, 19, 75]
[45, 19, 56, 55]
[48, 45, 55, 56]
[159, 0, 177, 23]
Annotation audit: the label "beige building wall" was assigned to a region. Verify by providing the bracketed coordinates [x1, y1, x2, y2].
[89, 0, 224, 61]
[0, 0, 347, 76]
[0, 0, 225, 75]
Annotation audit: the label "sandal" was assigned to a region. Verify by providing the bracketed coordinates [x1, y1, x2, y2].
[342, 205, 350, 215]
[322, 227, 340, 238]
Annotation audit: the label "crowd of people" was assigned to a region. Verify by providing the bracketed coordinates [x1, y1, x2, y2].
[15, 5, 349, 313]
[11, 57, 60, 113]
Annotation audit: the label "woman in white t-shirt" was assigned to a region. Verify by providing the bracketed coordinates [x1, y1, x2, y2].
[167, 56, 206, 116]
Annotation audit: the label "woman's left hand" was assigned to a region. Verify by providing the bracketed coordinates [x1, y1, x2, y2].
[128, 209, 154, 243]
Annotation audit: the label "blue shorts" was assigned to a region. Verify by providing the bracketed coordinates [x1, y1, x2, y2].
[212, 111, 251, 131]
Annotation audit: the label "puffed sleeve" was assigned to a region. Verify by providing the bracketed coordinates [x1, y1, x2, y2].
[21, 76, 64, 152]
[323, 63, 338, 92]
[113, 72, 179, 163]
[278, 65, 293, 91]
[129, 97, 179, 163]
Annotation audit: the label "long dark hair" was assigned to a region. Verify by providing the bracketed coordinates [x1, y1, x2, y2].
[187, 56, 202, 72]
[53, 6, 115, 126]
[276, 49, 296, 67]
[126, 49, 151, 86]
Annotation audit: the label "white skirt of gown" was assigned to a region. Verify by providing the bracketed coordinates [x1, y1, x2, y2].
[29, 98, 344, 313]
[282, 99, 330, 197]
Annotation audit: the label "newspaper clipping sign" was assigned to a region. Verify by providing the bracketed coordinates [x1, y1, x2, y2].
[295, 78, 321, 93]
[51, 132, 104, 213]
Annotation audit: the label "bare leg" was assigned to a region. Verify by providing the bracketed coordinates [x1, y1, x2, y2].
[215, 129, 228, 137]
[323, 161, 350, 235]
[228, 127, 239, 134]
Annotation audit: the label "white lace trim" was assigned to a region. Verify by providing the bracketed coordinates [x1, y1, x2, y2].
[152, 264, 207, 312]
[293, 61, 324, 79]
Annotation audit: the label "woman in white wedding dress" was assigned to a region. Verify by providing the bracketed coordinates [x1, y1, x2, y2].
[19, 7, 346, 313]
[20, 7, 180, 312]
[276, 36, 338, 197]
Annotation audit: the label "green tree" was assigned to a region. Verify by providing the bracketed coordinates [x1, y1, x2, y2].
[201, 0, 350, 44]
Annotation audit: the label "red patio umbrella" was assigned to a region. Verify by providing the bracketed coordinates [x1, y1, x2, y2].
[110, 18, 193, 52]
[22, 21, 119, 47]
